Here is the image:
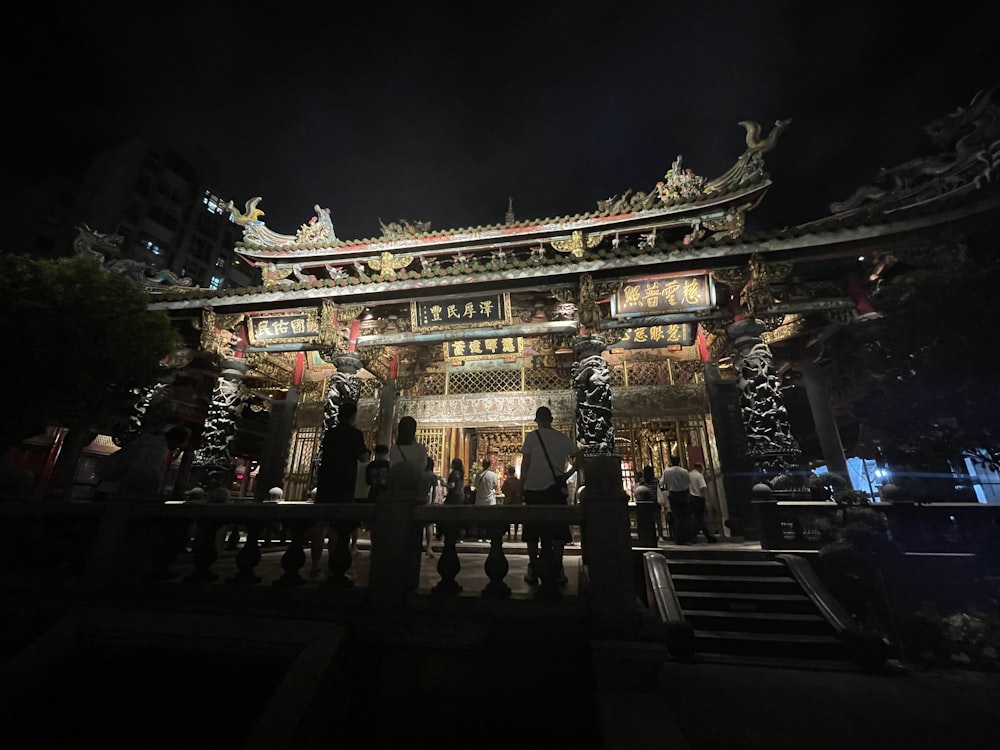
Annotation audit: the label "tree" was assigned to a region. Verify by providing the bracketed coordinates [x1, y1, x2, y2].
[828, 234, 1000, 497]
[0, 253, 178, 452]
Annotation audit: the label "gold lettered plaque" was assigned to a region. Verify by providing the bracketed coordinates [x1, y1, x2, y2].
[412, 293, 511, 332]
[247, 308, 321, 346]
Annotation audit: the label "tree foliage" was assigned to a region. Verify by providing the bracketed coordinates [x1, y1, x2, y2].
[0, 253, 178, 450]
[830, 234, 1000, 490]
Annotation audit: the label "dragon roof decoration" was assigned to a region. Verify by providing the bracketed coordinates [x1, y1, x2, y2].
[823, 89, 1000, 220]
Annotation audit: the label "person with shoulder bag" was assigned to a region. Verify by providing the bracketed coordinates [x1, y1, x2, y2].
[518, 406, 581, 587]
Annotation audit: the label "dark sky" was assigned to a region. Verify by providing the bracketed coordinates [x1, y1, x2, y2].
[8, 2, 1000, 240]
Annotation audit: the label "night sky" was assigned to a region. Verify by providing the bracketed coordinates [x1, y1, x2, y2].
[7, 2, 999, 241]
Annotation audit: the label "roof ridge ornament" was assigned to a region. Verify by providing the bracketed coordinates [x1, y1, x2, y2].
[227, 198, 340, 247]
[702, 119, 791, 196]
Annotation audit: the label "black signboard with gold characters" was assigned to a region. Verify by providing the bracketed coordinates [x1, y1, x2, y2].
[412, 293, 511, 332]
[611, 273, 715, 317]
[444, 336, 522, 362]
[247, 308, 320, 345]
[612, 324, 694, 350]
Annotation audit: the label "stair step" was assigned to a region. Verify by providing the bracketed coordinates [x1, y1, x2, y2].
[670, 574, 802, 595]
[694, 653, 856, 671]
[671, 574, 797, 584]
[677, 591, 817, 615]
[693, 629, 846, 660]
[676, 591, 810, 602]
[683, 609, 825, 622]
[684, 609, 833, 636]
[694, 630, 840, 644]
[666, 559, 787, 573]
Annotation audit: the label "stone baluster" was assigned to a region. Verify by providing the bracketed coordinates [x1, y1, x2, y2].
[432, 527, 463, 595]
[148, 519, 189, 581]
[229, 519, 264, 584]
[274, 519, 311, 587]
[481, 521, 511, 598]
[184, 518, 224, 583]
[322, 518, 357, 589]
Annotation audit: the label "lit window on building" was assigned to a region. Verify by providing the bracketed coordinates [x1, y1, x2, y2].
[215, 256, 226, 268]
[202, 191, 227, 216]
[209, 276, 224, 290]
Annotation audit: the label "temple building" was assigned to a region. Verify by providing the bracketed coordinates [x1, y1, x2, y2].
[63, 93, 1000, 535]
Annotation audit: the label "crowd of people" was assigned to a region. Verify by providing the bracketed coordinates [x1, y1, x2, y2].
[633, 456, 718, 544]
[302, 404, 582, 587]
[60, 401, 720, 588]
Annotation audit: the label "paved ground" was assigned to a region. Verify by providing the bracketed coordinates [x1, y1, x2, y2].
[600, 660, 1000, 750]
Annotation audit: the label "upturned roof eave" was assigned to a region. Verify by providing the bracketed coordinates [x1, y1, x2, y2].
[148, 191, 1000, 314]
[233, 181, 769, 265]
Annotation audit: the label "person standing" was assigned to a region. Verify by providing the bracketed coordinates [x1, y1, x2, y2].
[311, 401, 369, 580]
[421, 456, 439, 557]
[389, 416, 430, 472]
[443, 457, 467, 540]
[633, 464, 661, 545]
[519, 406, 580, 587]
[660, 456, 694, 544]
[500, 464, 523, 540]
[688, 461, 718, 543]
[365, 444, 391, 502]
[444, 458, 466, 505]
[474, 458, 499, 506]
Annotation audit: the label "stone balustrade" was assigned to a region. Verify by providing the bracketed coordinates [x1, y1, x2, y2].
[0, 456, 640, 629]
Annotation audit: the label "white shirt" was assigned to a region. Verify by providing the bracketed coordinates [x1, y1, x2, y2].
[688, 469, 707, 498]
[474, 468, 499, 505]
[660, 465, 690, 492]
[520, 428, 578, 492]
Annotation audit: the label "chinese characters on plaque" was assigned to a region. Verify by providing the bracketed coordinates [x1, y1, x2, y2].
[611, 273, 715, 317]
[444, 336, 522, 362]
[247, 309, 320, 345]
[411, 293, 511, 332]
[613, 324, 694, 350]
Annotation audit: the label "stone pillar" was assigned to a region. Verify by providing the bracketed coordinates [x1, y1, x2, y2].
[728, 319, 801, 481]
[798, 361, 848, 477]
[376, 377, 397, 448]
[323, 353, 363, 435]
[579, 455, 635, 629]
[572, 334, 614, 456]
[191, 356, 247, 487]
[368, 461, 425, 612]
[113, 377, 174, 448]
[254, 387, 300, 501]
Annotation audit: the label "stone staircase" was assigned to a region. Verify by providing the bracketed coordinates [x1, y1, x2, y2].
[662, 549, 852, 667]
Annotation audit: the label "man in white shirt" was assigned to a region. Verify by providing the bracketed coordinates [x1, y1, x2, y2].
[688, 462, 718, 543]
[474, 458, 499, 506]
[659, 456, 694, 544]
[520, 406, 580, 587]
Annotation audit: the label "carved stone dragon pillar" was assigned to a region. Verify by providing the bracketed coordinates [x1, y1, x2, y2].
[191, 356, 248, 486]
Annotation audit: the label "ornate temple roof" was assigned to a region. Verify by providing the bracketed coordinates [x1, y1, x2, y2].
[146, 97, 1000, 315]
[149, 120, 790, 308]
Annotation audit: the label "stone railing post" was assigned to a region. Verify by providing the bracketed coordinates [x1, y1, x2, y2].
[367, 461, 425, 612]
[580, 454, 636, 628]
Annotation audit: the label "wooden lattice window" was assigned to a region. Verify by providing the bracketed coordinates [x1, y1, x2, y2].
[448, 369, 522, 394]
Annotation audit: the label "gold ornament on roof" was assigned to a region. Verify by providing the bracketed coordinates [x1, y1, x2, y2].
[226, 197, 265, 225]
[551, 230, 604, 258]
[368, 252, 413, 281]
